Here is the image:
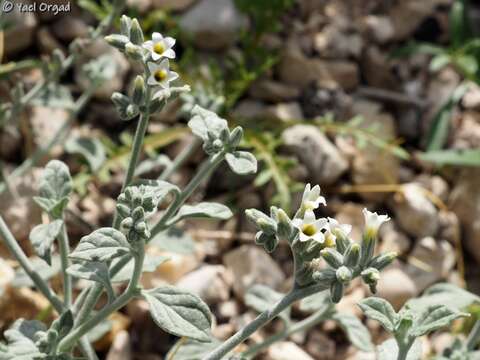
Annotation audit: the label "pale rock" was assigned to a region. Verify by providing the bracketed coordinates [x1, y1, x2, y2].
[153, 0, 196, 11]
[95, 312, 130, 351]
[431, 333, 455, 355]
[127, 0, 152, 13]
[29, 106, 69, 150]
[179, 0, 248, 49]
[52, 16, 89, 42]
[0, 169, 43, 251]
[278, 48, 359, 90]
[176, 265, 233, 304]
[268, 341, 315, 360]
[305, 331, 335, 360]
[265, 102, 303, 121]
[106, 330, 132, 360]
[217, 300, 240, 320]
[449, 169, 480, 263]
[438, 211, 461, 245]
[414, 174, 449, 202]
[0, 259, 14, 297]
[4, 7, 37, 56]
[463, 85, 480, 110]
[391, 183, 439, 238]
[313, 25, 363, 59]
[212, 323, 236, 340]
[334, 202, 364, 241]
[0, 287, 51, 328]
[453, 111, 480, 149]
[75, 40, 129, 100]
[361, 46, 397, 89]
[232, 100, 267, 119]
[223, 245, 285, 298]
[375, 265, 418, 310]
[249, 79, 300, 102]
[362, 15, 395, 44]
[379, 222, 411, 256]
[282, 124, 348, 185]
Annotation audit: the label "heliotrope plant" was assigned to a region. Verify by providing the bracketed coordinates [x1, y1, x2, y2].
[0, 14, 479, 360]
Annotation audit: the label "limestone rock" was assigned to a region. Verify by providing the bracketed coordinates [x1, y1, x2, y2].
[375, 265, 418, 310]
[268, 341, 315, 360]
[106, 330, 132, 360]
[4, 8, 37, 56]
[249, 79, 300, 102]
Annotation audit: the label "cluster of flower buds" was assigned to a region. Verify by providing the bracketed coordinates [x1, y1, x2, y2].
[116, 186, 156, 243]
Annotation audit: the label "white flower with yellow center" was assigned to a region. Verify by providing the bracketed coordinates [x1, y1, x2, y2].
[292, 211, 328, 243]
[301, 183, 326, 211]
[147, 60, 179, 89]
[143, 32, 176, 61]
[323, 218, 352, 247]
[362, 209, 390, 238]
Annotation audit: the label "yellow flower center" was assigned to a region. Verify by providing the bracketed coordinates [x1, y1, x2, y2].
[302, 224, 317, 237]
[324, 233, 336, 248]
[153, 42, 165, 54]
[154, 69, 168, 82]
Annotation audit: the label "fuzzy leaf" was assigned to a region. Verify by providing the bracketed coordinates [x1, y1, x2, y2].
[65, 137, 106, 171]
[245, 285, 290, 322]
[188, 106, 228, 142]
[67, 262, 114, 300]
[111, 255, 169, 283]
[377, 338, 422, 360]
[69, 228, 131, 262]
[0, 319, 46, 359]
[175, 202, 233, 221]
[411, 305, 467, 337]
[226, 151, 257, 175]
[418, 149, 480, 167]
[166, 338, 221, 360]
[130, 179, 180, 211]
[333, 313, 374, 352]
[299, 290, 332, 313]
[51, 310, 74, 340]
[31, 83, 74, 109]
[29, 220, 63, 265]
[358, 297, 398, 332]
[150, 227, 196, 254]
[143, 286, 212, 342]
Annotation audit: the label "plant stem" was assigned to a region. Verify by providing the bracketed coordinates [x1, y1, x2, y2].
[242, 307, 331, 358]
[467, 319, 480, 351]
[59, 244, 145, 353]
[158, 138, 200, 181]
[203, 282, 329, 360]
[112, 87, 152, 229]
[0, 215, 64, 310]
[58, 219, 72, 307]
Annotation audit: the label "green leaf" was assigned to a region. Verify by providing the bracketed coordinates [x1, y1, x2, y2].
[429, 54, 451, 72]
[226, 151, 257, 175]
[69, 228, 131, 262]
[449, 0, 472, 49]
[142, 286, 213, 342]
[175, 202, 233, 222]
[111, 254, 169, 283]
[130, 179, 180, 211]
[29, 220, 63, 265]
[454, 55, 478, 77]
[166, 338, 221, 360]
[150, 227, 196, 254]
[51, 310, 74, 340]
[392, 42, 446, 58]
[188, 105, 228, 142]
[245, 285, 290, 322]
[65, 137, 106, 172]
[418, 149, 480, 167]
[299, 290, 332, 313]
[31, 83, 74, 109]
[0, 319, 46, 359]
[333, 313, 374, 352]
[411, 304, 467, 337]
[34, 160, 72, 218]
[67, 262, 115, 300]
[358, 297, 398, 332]
[82, 54, 117, 84]
[377, 338, 422, 360]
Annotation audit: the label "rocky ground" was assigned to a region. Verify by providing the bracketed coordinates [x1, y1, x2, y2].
[1, 0, 480, 359]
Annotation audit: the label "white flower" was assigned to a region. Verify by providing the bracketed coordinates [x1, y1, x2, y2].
[147, 60, 179, 88]
[143, 32, 176, 61]
[301, 183, 326, 211]
[292, 211, 328, 243]
[362, 209, 390, 238]
[327, 217, 352, 238]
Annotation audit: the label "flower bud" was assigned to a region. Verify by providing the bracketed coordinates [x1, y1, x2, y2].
[105, 34, 129, 51]
[52, 49, 65, 69]
[254, 232, 278, 253]
[369, 252, 397, 271]
[336, 266, 352, 284]
[228, 126, 243, 148]
[131, 206, 145, 221]
[125, 104, 139, 119]
[132, 75, 146, 106]
[330, 281, 344, 303]
[120, 15, 131, 37]
[135, 221, 147, 233]
[116, 204, 130, 218]
[312, 268, 336, 283]
[360, 232, 375, 268]
[129, 19, 144, 45]
[120, 217, 133, 231]
[344, 243, 361, 268]
[246, 209, 276, 235]
[125, 42, 144, 61]
[276, 209, 295, 243]
[361, 267, 380, 293]
[111, 92, 130, 108]
[320, 248, 344, 269]
[334, 233, 352, 255]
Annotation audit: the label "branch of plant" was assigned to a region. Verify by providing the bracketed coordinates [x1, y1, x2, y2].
[57, 218, 72, 307]
[467, 319, 480, 351]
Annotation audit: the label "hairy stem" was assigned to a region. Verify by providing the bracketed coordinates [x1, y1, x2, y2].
[57, 219, 72, 307]
[467, 319, 480, 351]
[203, 283, 329, 360]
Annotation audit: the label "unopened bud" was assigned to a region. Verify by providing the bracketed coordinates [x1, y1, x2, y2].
[228, 126, 243, 148]
[120, 217, 134, 231]
[120, 15, 132, 37]
[131, 206, 144, 221]
[369, 252, 397, 271]
[276, 209, 295, 243]
[111, 92, 130, 108]
[336, 266, 352, 284]
[132, 75, 146, 105]
[116, 204, 130, 218]
[320, 248, 344, 269]
[129, 19, 144, 45]
[105, 34, 129, 51]
[361, 267, 380, 293]
[330, 281, 344, 303]
[344, 243, 361, 268]
[312, 268, 336, 283]
[125, 42, 144, 60]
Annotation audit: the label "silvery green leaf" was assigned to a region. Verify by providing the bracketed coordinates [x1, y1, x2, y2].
[188, 105, 228, 142]
[166, 338, 221, 360]
[130, 179, 180, 211]
[333, 313, 374, 352]
[150, 227, 195, 254]
[406, 283, 480, 315]
[69, 228, 131, 262]
[31, 83, 74, 110]
[51, 310, 74, 340]
[142, 286, 213, 342]
[410, 305, 467, 337]
[13, 256, 61, 288]
[67, 262, 115, 300]
[34, 160, 72, 218]
[111, 254, 169, 283]
[299, 290, 332, 313]
[0, 319, 46, 359]
[65, 137, 106, 171]
[358, 297, 398, 332]
[29, 220, 63, 265]
[82, 54, 117, 84]
[225, 151, 257, 175]
[377, 338, 422, 360]
[245, 284, 290, 322]
[175, 202, 233, 221]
